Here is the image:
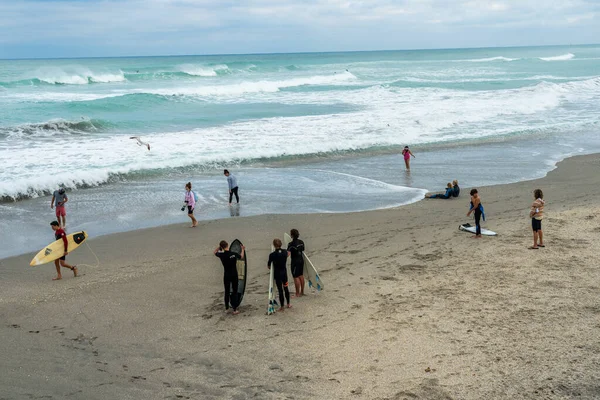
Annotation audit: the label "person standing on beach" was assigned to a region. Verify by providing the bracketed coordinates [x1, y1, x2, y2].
[268, 239, 291, 311]
[224, 169, 239, 205]
[466, 188, 483, 238]
[184, 182, 198, 228]
[50, 221, 78, 280]
[529, 189, 545, 249]
[50, 188, 68, 228]
[287, 229, 305, 298]
[214, 240, 244, 315]
[401, 146, 415, 170]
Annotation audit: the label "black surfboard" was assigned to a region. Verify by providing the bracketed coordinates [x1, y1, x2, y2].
[229, 239, 248, 306]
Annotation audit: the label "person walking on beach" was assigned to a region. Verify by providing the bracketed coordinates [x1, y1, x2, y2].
[50, 221, 78, 280]
[529, 189, 545, 249]
[184, 182, 198, 228]
[268, 239, 291, 311]
[466, 188, 483, 238]
[287, 229, 305, 298]
[224, 169, 239, 205]
[214, 240, 245, 315]
[50, 188, 68, 228]
[402, 146, 415, 170]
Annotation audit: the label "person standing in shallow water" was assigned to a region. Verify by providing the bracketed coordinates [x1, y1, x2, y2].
[184, 182, 197, 228]
[50, 188, 68, 228]
[224, 169, 239, 205]
[402, 146, 415, 170]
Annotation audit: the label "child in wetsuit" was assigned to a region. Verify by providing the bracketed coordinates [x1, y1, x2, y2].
[214, 240, 245, 315]
[425, 183, 454, 199]
[286, 229, 305, 297]
[268, 238, 291, 311]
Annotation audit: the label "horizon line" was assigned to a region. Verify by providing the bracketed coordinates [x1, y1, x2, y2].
[1, 42, 598, 62]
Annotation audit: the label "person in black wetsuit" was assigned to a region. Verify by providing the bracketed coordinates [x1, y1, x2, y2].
[214, 240, 245, 315]
[452, 180, 460, 197]
[286, 229, 305, 298]
[466, 188, 483, 238]
[268, 238, 291, 311]
[425, 183, 454, 199]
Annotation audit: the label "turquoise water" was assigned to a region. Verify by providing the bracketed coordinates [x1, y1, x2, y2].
[1, 45, 599, 257]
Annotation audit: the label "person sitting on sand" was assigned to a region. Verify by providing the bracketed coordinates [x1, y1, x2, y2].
[184, 182, 198, 228]
[466, 189, 484, 238]
[401, 146, 415, 170]
[214, 240, 245, 315]
[529, 189, 545, 249]
[286, 229, 305, 298]
[50, 221, 78, 280]
[268, 239, 291, 311]
[452, 180, 460, 197]
[425, 183, 454, 199]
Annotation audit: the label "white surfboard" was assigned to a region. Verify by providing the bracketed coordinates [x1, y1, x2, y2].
[267, 244, 278, 315]
[284, 232, 324, 291]
[459, 223, 497, 236]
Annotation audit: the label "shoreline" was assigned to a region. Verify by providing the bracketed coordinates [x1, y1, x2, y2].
[2, 153, 600, 399]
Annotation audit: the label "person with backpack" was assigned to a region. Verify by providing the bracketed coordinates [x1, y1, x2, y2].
[184, 182, 198, 228]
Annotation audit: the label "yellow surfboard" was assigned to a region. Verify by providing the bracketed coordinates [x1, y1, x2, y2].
[30, 231, 88, 266]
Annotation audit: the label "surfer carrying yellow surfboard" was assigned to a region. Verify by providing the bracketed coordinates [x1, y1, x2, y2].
[50, 221, 78, 280]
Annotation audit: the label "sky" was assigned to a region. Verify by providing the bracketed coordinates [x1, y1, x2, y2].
[0, 0, 599, 59]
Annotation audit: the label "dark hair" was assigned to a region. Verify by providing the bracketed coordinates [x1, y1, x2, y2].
[470, 188, 478, 196]
[224, 169, 229, 175]
[290, 229, 299, 239]
[404, 146, 409, 149]
[58, 188, 66, 195]
[534, 189, 543, 199]
[185, 182, 192, 190]
[273, 238, 282, 248]
[219, 240, 228, 250]
[50, 221, 60, 226]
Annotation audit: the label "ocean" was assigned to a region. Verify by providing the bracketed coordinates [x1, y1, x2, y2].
[1, 45, 599, 258]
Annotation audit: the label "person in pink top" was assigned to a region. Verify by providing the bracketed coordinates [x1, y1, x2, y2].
[402, 146, 415, 170]
[184, 182, 198, 228]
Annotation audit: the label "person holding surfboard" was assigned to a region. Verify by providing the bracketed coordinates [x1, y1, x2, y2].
[184, 182, 198, 228]
[287, 229, 305, 297]
[268, 239, 291, 311]
[466, 188, 483, 238]
[401, 146, 415, 170]
[50, 188, 68, 228]
[224, 169, 239, 205]
[214, 240, 245, 315]
[50, 221, 78, 280]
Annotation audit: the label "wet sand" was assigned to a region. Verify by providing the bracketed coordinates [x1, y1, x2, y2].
[1, 154, 600, 399]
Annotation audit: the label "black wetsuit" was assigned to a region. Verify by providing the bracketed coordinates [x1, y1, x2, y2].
[471, 201, 482, 236]
[287, 239, 305, 278]
[268, 249, 290, 306]
[215, 250, 240, 310]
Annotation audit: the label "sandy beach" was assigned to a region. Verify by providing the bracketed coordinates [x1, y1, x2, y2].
[2, 154, 600, 400]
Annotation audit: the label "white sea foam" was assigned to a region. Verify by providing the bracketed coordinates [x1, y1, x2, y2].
[178, 64, 229, 77]
[464, 56, 518, 62]
[31, 66, 126, 85]
[2, 75, 599, 200]
[539, 53, 575, 61]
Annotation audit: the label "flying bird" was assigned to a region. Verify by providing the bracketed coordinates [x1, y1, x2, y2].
[130, 136, 150, 151]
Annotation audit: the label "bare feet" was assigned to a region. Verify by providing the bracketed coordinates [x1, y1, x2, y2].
[232, 310, 240, 315]
[277, 307, 285, 312]
[52, 276, 62, 281]
[287, 304, 292, 309]
[72, 266, 78, 277]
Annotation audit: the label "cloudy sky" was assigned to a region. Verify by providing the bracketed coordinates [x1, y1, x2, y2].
[1, 0, 598, 58]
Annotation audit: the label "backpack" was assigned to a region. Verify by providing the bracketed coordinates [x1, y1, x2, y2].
[193, 191, 199, 202]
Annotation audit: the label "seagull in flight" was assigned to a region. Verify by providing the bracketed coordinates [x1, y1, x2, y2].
[130, 136, 150, 151]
